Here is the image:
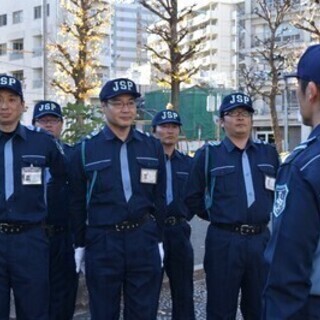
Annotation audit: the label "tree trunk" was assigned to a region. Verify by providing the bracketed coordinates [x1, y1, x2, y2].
[269, 95, 283, 153]
[171, 79, 180, 112]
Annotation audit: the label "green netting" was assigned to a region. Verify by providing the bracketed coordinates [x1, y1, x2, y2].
[143, 86, 232, 140]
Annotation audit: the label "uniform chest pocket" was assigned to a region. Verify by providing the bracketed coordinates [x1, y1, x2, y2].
[136, 157, 159, 184]
[84, 159, 112, 192]
[176, 172, 189, 197]
[21, 155, 46, 186]
[210, 165, 237, 196]
[258, 164, 276, 191]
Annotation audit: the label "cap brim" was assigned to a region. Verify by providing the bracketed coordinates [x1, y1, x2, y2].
[222, 104, 254, 113]
[0, 86, 23, 97]
[34, 112, 63, 119]
[101, 91, 141, 101]
[284, 72, 298, 79]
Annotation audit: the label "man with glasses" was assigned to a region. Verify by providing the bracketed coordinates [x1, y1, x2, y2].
[32, 101, 78, 320]
[70, 78, 166, 319]
[263, 45, 320, 319]
[185, 92, 279, 319]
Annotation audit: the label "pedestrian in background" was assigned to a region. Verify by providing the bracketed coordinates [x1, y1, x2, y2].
[263, 44, 320, 320]
[70, 78, 166, 319]
[33, 100, 78, 320]
[185, 92, 279, 319]
[152, 109, 195, 320]
[0, 75, 66, 319]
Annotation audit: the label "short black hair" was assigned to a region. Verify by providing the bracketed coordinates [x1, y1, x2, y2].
[300, 79, 320, 94]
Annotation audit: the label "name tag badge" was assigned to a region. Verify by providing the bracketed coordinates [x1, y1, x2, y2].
[265, 175, 275, 191]
[22, 166, 42, 185]
[140, 168, 157, 184]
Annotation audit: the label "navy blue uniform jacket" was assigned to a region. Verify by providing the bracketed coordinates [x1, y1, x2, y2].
[0, 124, 66, 223]
[263, 125, 320, 319]
[70, 125, 166, 247]
[185, 137, 279, 224]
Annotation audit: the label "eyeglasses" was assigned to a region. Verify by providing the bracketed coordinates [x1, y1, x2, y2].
[107, 100, 136, 110]
[224, 110, 252, 118]
[36, 118, 62, 125]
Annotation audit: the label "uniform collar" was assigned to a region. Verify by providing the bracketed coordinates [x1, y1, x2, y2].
[0, 122, 27, 140]
[223, 136, 256, 152]
[102, 125, 142, 142]
[166, 149, 181, 160]
[308, 124, 320, 140]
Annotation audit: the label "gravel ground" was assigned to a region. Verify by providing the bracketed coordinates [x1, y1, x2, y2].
[73, 269, 243, 320]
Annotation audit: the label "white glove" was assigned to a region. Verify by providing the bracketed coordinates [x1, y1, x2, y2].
[158, 242, 164, 268]
[74, 247, 86, 274]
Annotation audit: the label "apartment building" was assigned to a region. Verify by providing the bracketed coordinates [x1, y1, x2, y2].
[236, 0, 313, 148]
[109, 0, 154, 81]
[0, 0, 60, 122]
[0, 0, 153, 122]
[146, 0, 242, 90]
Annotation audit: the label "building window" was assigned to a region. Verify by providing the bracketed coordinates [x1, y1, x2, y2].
[10, 39, 23, 60]
[34, 6, 42, 19]
[0, 43, 7, 56]
[12, 70, 24, 82]
[13, 10, 23, 24]
[13, 39, 23, 51]
[0, 14, 7, 27]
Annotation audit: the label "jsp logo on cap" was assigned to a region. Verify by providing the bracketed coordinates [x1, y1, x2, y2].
[0, 76, 17, 86]
[99, 78, 141, 101]
[161, 110, 178, 120]
[229, 94, 251, 105]
[38, 102, 57, 112]
[112, 80, 134, 93]
[152, 109, 182, 126]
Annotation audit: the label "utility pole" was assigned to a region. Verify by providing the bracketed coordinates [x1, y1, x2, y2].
[43, 0, 48, 99]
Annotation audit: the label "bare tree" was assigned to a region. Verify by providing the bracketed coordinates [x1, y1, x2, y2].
[239, 0, 298, 152]
[293, 0, 320, 42]
[48, 0, 109, 104]
[139, 0, 204, 111]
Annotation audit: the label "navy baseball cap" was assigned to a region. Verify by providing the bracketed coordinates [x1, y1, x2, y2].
[33, 100, 63, 121]
[288, 44, 320, 85]
[0, 75, 23, 99]
[152, 109, 182, 126]
[219, 92, 254, 117]
[99, 78, 141, 101]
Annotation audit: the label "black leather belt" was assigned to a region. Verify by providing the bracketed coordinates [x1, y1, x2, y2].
[0, 222, 41, 234]
[211, 222, 266, 235]
[164, 216, 186, 226]
[95, 214, 152, 232]
[45, 225, 66, 237]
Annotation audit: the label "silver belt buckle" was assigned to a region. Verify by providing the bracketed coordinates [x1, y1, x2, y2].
[240, 224, 251, 235]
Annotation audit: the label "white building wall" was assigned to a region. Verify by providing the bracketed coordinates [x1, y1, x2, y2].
[0, 0, 59, 123]
[109, 0, 154, 79]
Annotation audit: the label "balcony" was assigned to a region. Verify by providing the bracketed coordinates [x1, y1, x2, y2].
[9, 52, 23, 60]
[33, 79, 43, 89]
[33, 47, 43, 57]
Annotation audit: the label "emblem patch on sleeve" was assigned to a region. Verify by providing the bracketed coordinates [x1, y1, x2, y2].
[273, 184, 289, 217]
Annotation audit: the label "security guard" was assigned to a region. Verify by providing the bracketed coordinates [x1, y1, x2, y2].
[152, 109, 195, 320]
[70, 78, 166, 319]
[0, 75, 66, 319]
[263, 45, 320, 319]
[32, 101, 78, 320]
[185, 92, 279, 319]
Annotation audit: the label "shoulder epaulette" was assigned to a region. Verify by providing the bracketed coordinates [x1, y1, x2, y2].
[26, 125, 41, 132]
[283, 137, 316, 164]
[85, 129, 100, 140]
[253, 139, 267, 145]
[208, 141, 221, 147]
